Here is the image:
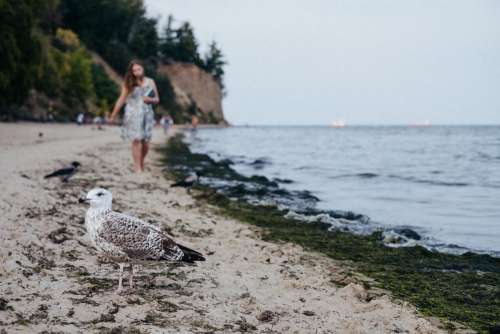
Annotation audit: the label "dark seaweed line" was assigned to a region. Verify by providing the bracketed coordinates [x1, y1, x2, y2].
[159, 134, 500, 333]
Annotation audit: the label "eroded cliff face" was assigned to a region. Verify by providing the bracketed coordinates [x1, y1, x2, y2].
[158, 62, 227, 124]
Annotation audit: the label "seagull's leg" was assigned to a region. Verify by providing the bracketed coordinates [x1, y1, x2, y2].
[128, 263, 134, 289]
[116, 263, 124, 293]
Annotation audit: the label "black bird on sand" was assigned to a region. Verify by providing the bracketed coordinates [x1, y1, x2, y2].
[171, 172, 199, 188]
[44, 161, 81, 182]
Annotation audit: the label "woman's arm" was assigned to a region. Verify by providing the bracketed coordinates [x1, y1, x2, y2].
[143, 79, 160, 105]
[109, 85, 127, 121]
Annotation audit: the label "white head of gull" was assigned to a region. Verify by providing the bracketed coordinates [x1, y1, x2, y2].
[84, 188, 112, 210]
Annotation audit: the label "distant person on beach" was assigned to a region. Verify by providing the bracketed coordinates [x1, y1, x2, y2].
[93, 116, 104, 131]
[109, 59, 160, 173]
[76, 112, 84, 125]
[160, 114, 173, 134]
[191, 115, 199, 130]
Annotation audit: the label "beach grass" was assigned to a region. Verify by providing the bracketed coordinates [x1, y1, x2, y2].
[160, 133, 500, 333]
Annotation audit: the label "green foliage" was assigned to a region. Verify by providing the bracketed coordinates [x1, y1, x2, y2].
[30, 28, 119, 120]
[0, 0, 42, 116]
[54, 27, 80, 50]
[91, 64, 119, 107]
[59, 0, 145, 51]
[2, 0, 225, 122]
[34, 35, 61, 98]
[201, 41, 227, 93]
[159, 15, 177, 59]
[59, 0, 154, 72]
[101, 40, 133, 74]
[36, 0, 61, 34]
[129, 16, 158, 59]
[160, 17, 196, 63]
[58, 45, 94, 103]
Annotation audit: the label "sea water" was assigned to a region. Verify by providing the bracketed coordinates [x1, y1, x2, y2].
[185, 126, 500, 256]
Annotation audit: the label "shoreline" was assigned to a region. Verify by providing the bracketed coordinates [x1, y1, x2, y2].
[162, 132, 500, 333]
[0, 122, 453, 333]
[183, 126, 500, 259]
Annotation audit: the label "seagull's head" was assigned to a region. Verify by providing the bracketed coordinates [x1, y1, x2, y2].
[79, 188, 112, 209]
[71, 161, 81, 168]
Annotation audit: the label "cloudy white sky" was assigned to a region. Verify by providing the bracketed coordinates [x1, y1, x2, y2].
[145, 0, 500, 125]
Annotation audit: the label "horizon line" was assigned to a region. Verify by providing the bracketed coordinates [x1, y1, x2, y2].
[226, 123, 500, 127]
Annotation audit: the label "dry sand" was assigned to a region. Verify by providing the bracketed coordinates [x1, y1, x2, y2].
[0, 123, 446, 333]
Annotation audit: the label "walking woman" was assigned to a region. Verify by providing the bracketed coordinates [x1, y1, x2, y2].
[110, 60, 159, 173]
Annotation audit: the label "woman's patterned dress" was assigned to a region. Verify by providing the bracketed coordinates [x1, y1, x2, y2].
[121, 77, 155, 142]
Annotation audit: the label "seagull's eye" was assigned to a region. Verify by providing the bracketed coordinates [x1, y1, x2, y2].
[97, 192, 104, 197]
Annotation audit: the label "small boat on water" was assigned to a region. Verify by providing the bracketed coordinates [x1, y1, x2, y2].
[411, 120, 431, 127]
[331, 120, 346, 128]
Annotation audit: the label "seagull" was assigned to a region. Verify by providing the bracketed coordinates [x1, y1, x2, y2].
[44, 161, 81, 182]
[171, 172, 199, 188]
[79, 188, 205, 293]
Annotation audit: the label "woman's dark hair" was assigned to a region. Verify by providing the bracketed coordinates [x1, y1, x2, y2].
[124, 59, 144, 95]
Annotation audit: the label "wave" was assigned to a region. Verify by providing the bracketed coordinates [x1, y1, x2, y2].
[387, 175, 469, 187]
[329, 172, 469, 187]
[329, 172, 380, 179]
[285, 209, 500, 257]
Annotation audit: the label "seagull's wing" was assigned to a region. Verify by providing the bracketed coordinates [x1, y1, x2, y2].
[99, 211, 183, 261]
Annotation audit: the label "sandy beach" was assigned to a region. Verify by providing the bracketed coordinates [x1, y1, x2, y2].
[0, 123, 447, 333]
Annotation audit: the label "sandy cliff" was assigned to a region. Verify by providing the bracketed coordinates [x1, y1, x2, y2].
[158, 62, 227, 125]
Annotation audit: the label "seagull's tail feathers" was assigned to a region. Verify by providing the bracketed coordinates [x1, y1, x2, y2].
[178, 244, 206, 263]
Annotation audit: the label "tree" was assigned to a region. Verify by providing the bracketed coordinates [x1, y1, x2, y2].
[159, 18, 201, 65]
[159, 15, 177, 59]
[203, 41, 227, 90]
[62, 48, 94, 104]
[37, 0, 61, 34]
[59, 0, 146, 71]
[0, 0, 42, 115]
[128, 15, 159, 59]
[91, 63, 119, 106]
[175, 22, 202, 65]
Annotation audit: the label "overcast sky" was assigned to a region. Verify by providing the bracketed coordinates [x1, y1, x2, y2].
[145, 0, 500, 125]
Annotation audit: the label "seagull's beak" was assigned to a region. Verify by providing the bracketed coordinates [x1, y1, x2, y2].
[78, 196, 89, 204]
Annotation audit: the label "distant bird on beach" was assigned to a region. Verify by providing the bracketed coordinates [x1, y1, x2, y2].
[171, 172, 199, 188]
[79, 188, 205, 293]
[44, 161, 81, 182]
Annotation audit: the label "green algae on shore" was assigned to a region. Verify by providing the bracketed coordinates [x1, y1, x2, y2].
[160, 134, 500, 333]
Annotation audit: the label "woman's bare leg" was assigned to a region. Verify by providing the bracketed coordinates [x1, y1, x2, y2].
[140, 140, 149, 171]
[131, 140, 142, 172]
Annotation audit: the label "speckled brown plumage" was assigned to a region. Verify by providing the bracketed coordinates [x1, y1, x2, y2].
[96, 211, 184, 262]
[81, 188, 205, 292]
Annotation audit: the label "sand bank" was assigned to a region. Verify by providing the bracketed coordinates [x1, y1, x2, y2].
[0, 123, 445, 333]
